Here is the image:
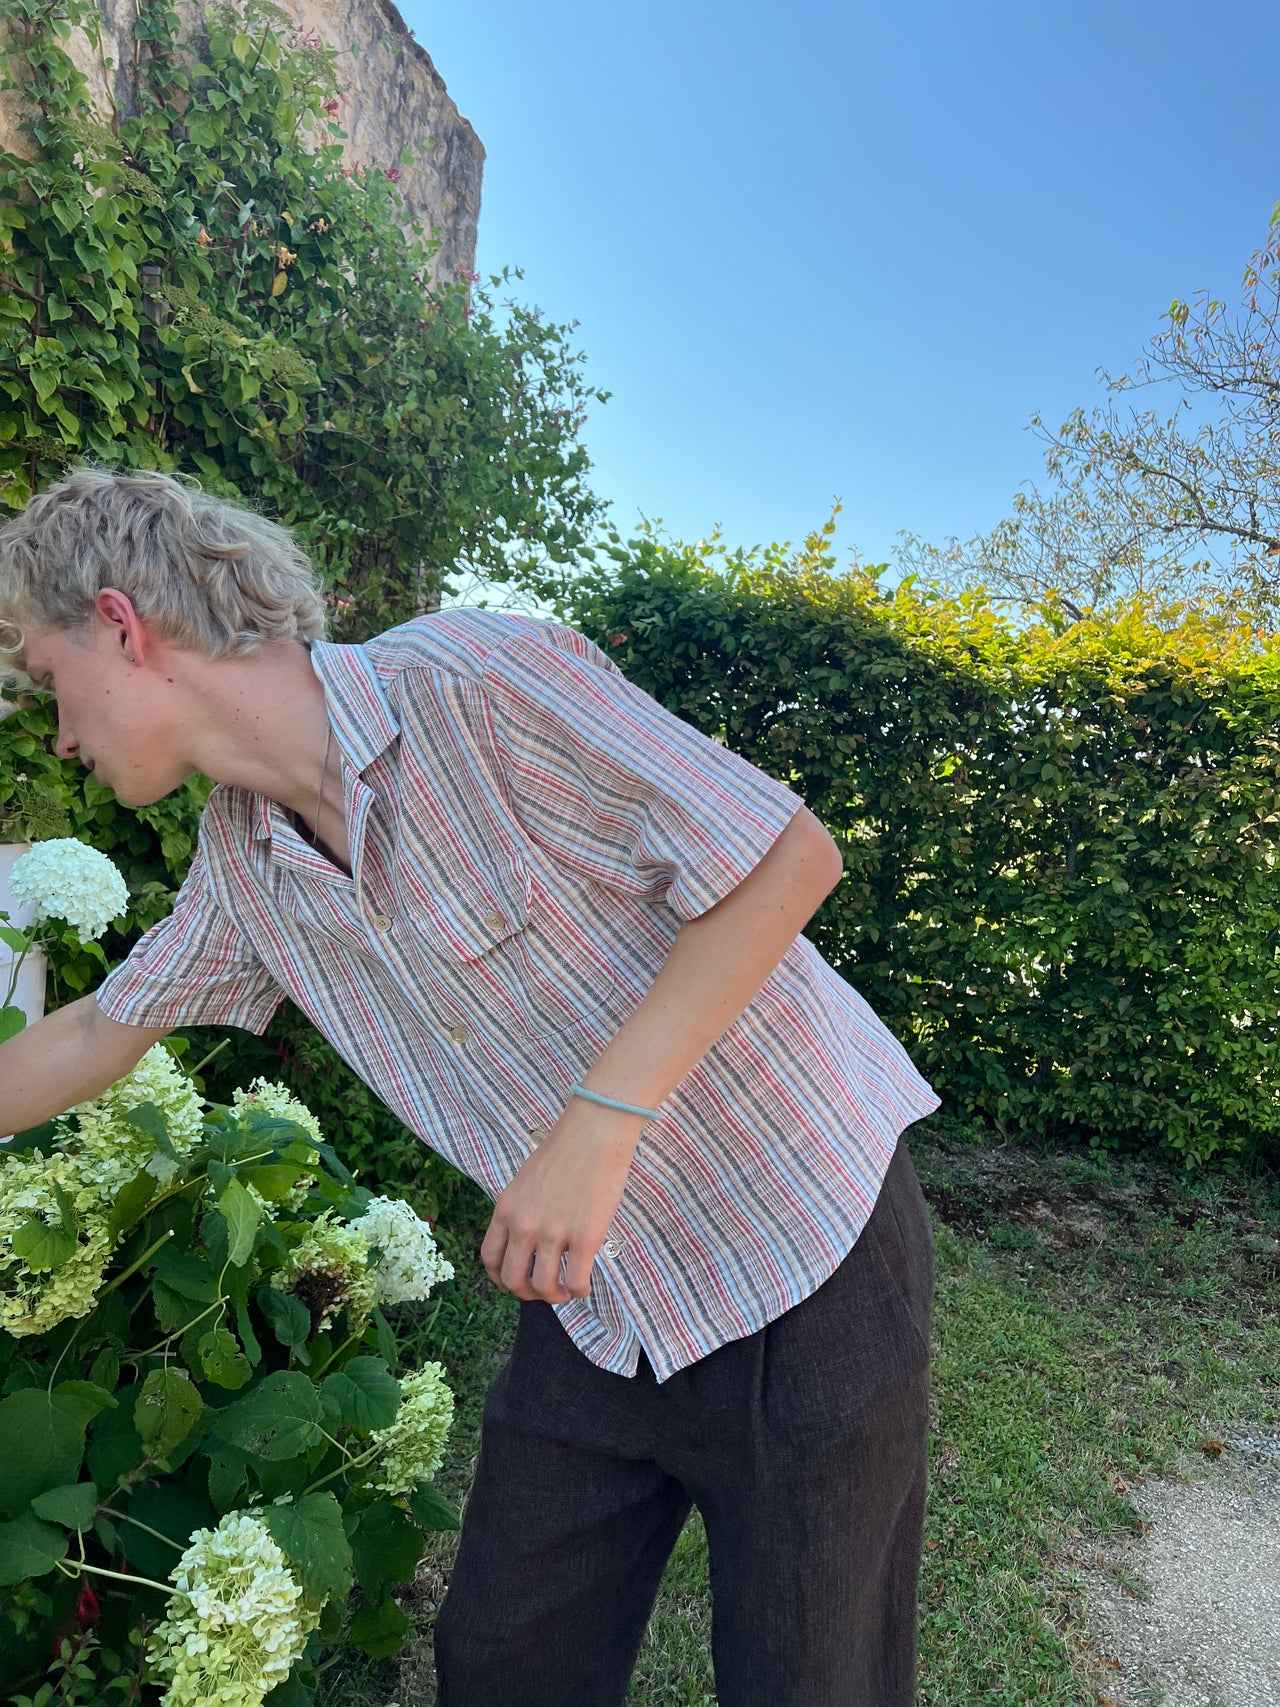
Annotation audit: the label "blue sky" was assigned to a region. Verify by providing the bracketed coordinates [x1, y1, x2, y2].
[402, 0, 1280, 569]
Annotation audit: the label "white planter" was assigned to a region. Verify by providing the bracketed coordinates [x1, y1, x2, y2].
[0, 842, 47, 1027]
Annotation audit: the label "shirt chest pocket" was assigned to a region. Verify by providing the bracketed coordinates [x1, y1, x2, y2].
[395, 845, 620, 1039]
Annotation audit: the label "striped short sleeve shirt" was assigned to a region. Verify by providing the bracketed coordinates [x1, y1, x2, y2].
[95, 609, 940, 1380]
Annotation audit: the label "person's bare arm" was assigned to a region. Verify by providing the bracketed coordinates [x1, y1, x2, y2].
[0, 996, 170, 1134]
[481, 805, 846, 1302]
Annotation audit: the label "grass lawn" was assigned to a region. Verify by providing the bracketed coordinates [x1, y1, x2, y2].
[318, 1119, 1280, 1706]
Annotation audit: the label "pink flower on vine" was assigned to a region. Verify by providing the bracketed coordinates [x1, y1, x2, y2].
[323, 96, 340, 116]
[196, 226, 213, 246]
[386, 166, 401, 182]
[453, 266, 480, 284]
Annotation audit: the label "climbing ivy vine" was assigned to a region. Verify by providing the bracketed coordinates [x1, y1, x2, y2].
[0, 0, 606, 633]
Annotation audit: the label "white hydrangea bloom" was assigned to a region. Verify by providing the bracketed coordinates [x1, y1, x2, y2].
[278, 1212, 378, 1329]
[149, 1511, 318, 1707]
[9, 837, 129, 942]
[369, 1362, 454, 1495]
[348, 1197, 454, 1307]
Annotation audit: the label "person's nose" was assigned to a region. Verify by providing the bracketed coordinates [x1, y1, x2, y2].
[54, 714, 79, 761]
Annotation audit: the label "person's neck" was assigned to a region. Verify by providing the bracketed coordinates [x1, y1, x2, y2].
[176, 640, 336, 821]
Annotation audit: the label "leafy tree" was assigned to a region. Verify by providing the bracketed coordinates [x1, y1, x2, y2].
[900, 202, 1280, 627]
[0, 0, 606, 634]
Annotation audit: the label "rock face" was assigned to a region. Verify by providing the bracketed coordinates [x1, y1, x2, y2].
[1, 0, 483, 283]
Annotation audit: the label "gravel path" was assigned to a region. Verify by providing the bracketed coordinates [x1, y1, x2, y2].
[1084, 1433, 1280, 1707]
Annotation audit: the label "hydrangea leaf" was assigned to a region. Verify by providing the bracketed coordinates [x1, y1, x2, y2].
[371, 1308, 398, 1367]
[154, 1245, 220, 1303]
[134, 1368, 203, 1464]
[11, 1177, 79, 1271]
[29, 1481, 98, 1530]
[206, 1449, 248, 1514]
[86, 1382, 146, 1490]
[350, 1498, 423, 1603]
[119, 1100, 179, 1162]
[87, 1348, 119, 1393]
[219, 1178, 263, 1266]
[348, 1591, 410, 1658]
[3, 1119, 57, 1155]
[11, 1211, 78, 1271]
[0, 1005, 25, 1044]
[0, 924, 29, 954]
[106, 1169, 157, 1241]
[124, 1482, 216, 1582]
[0, 1389, 91, 1515]
[212, 1370, 324, 1461]
[0, 1510, 68, 1585]
[261, 1491, 353, 1603]
[409, 1480, 460, 1532]
[197, 1326, 252, 1390]
[258, 1285, 311, 1350]
[242, 1163, 303, 1202]
[320, 1358, 400, 1434]
[50, 1382, 116, 1426]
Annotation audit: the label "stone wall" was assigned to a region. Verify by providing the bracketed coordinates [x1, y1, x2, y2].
[0, 0, 483, 283]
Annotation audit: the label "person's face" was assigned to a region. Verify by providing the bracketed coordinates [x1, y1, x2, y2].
[22, 621, 196, 806]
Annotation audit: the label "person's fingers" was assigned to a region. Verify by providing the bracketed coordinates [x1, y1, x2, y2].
[563, 1244, 596, 1301]
[500, 1220, 539, 1300]
[480, 1213, 509, 1289]
[530, 1241, 571, 1304]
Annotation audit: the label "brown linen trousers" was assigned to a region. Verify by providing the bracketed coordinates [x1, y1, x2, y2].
[433, 1140, 935, 1706]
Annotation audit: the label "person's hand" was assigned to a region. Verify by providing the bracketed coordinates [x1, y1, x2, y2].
[480, 1104, 641, 1304]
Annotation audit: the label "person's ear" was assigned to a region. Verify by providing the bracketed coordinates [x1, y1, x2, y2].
[94, 588, 145, 666]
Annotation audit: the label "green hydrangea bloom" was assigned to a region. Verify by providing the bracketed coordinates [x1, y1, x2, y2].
[65, 1043, 205, 1192]
[231, 1078, 322, 1147]
[148, 1510, 318, 1707]
[278, 1212, 378, 1330]
[230, 1079, 321, 1208]
[369, 1362, 455, 1495]
[0, 1149, 114, 1337]
[0, 1044, 203, 1337]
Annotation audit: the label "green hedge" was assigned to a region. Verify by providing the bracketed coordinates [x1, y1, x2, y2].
[570, 526, 1280, 1164]
[16, 518, 1280, 1173]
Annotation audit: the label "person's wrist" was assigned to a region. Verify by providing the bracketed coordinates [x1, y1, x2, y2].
[557, 1094, 646, 1145]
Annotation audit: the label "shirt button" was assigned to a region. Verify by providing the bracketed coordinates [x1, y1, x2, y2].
[483, 910, 507, 932]
[448, 1023, 470, 1046]
[528, 1127, 550, 1146]
[370, 913, 393, 933]
[602, 1237, 624, 1258]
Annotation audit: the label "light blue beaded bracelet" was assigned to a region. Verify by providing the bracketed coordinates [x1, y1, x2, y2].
[570, 1084, 661, 1120]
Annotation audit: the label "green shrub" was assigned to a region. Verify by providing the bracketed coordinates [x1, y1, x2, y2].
[0, 0, 604, 627]
[572, 522, 1280, 1164]
[0, 1048, 459, 1705]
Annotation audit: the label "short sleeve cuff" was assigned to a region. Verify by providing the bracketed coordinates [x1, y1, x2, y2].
[662, 757, 807, 923]
[95, 960, 283, 1037]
